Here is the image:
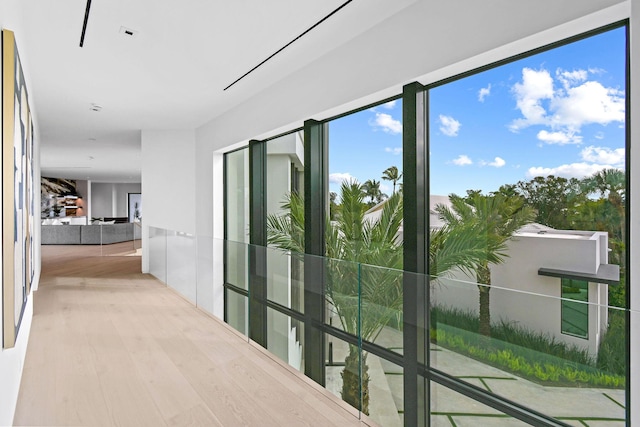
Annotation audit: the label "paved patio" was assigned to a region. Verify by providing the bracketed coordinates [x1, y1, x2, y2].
[326, 327, 625, 426]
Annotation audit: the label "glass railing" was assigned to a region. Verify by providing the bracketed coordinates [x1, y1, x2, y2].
[146, 226, 631, 427]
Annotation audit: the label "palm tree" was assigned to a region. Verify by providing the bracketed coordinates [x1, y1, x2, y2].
[434, 192, 535, 337]
[268, 181, 491, 413]
[268, 181, 402, 413]
[362, 179, 382, 206]
[382, 166, 403, 194]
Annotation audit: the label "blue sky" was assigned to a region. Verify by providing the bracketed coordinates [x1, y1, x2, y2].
[328, 26, 626, 197]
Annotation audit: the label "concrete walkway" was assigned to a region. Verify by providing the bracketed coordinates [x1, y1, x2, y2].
[327, 326, 625, 426]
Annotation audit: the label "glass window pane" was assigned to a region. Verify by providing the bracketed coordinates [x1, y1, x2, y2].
[225, 148, 249, 244]
[326, 100, 405, 336]
[561, 278, 589, 338]
[148, 226, 167, 283]
[265, 131, 305, 312]
[225, 148, 249, 290]
[267, 307, 304, 372]
[431, 380, 529, 426]
[226, 289, 248, 337]
[428, 26, 626, 424]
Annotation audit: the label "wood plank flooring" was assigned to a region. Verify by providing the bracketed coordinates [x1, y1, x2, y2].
[14, 246, 368, 426]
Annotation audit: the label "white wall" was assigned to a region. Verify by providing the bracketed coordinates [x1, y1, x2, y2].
[0, 0, 40, 424]
[141, 129, 196, 273]
[90, 182, 141, 218]
[195, 0, 626, 236]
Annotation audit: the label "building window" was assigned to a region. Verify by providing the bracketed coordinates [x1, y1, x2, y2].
[561, 278, 589, 339]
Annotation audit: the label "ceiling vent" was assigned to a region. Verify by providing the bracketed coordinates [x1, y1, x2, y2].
[89, 103, 102, 112]
[119, 26, 139, 38]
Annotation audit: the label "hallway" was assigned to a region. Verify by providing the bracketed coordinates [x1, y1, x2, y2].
[13, 246, 366, 426]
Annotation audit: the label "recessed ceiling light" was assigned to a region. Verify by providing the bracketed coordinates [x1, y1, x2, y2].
[119, 26, 139, 38]
[89, 103, 102, 112]
[88, 137, 97, 142]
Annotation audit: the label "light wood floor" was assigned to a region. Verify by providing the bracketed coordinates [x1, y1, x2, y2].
[14, 246, 368, 426]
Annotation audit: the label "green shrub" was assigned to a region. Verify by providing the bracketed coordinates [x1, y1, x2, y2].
[431, 306, 592, 366]
[431, 306, 626, 389]
[597, 309, 626, 376]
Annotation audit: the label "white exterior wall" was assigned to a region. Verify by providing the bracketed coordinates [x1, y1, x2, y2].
[435, 232, 610, 355]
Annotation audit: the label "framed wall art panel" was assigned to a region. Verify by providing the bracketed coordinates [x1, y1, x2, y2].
[2, 29, 34, 349]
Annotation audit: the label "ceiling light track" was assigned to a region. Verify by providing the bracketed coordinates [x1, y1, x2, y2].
[223, 0, 354, 91]
[79, 0, 92, 47]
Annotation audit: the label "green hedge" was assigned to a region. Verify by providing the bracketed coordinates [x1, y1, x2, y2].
[434, 327, 623, 388]
[431, 307, 625, 389]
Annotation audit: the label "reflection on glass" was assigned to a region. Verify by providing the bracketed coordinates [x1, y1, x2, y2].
[561, 278, 589, 338]
[166, 231, 197, 304]
[264, 246, 304, 312]
[266, 131, 305, 312]
[431, 381, 528, 426]
[366, 353, 403, 427]
[225, 148, 249, 245]
[430, 278, 626, 423]
[267, 307, 304, 372]
[225, 240, 248, 290]
[325, 259, 404, 353]
[225, 148, 249, 290]
[196, 235, 215, 315]
[226, 290, 248, 337]
[325, 335, 363, 414]
[148, 226, 167, 283]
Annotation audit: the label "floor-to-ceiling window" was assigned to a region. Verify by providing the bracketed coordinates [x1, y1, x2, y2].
[264, 131, 305, 370]
[224, 147, 250, 335]
[324, 99, 405, 422]
[428, 24, 627, 425]
[222, 21, 629, 427]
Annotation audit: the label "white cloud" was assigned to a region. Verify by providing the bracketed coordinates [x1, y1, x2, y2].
[385, 147, 402, 155]
[439, 115, 461, 137]
[370, 112, 402, 134]
[329, 172, 356, 184]
[526, 163, 615, 179]
[510, 68, 554, 130]
[594, 131, 605, 140]
[487, 157, 506, 168]
[550, 81, 624, 128]
[509, 67, 625, 138]
[557, 69, 587, 89]
[527, 144, 624, 181]
[478, 84, 491, 102]
[382, 100, 397, 109]
[537, 130, 582, 145]
[452, 155, 472, 166]
[580, 146, 625, 166]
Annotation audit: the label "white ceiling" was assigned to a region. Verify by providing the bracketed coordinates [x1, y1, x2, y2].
[17, 0, 415, 182]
